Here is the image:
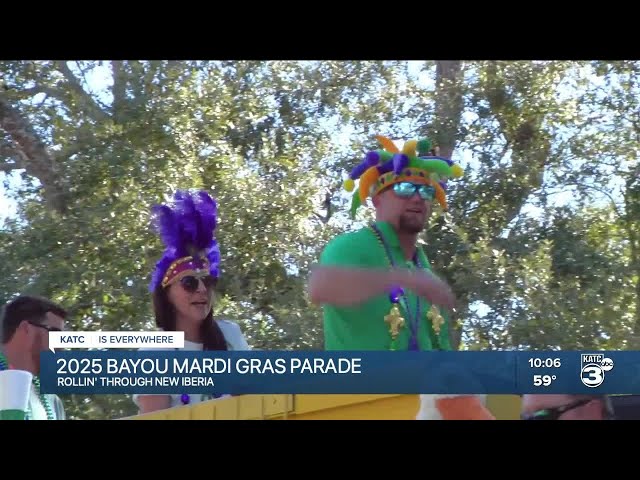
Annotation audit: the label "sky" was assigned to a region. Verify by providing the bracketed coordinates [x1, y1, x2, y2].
[0, 176, 18, 224]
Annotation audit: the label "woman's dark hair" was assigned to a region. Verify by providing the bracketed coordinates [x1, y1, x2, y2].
[152, 285, 228, 351]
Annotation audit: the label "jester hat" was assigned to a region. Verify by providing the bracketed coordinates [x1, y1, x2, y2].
[148, 190, 221, 292]
[344, 135, 464, 219]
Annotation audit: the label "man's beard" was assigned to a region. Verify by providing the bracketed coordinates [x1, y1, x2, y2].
[399, 214, 426, 234]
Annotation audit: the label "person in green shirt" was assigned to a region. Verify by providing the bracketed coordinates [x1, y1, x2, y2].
[309, 134, 495, 420]
[309, 134, 461, 352]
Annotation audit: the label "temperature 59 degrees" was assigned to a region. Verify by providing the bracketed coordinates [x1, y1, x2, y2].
[533, 374, 556, 387]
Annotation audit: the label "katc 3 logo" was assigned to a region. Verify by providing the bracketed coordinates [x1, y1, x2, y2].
[580, 354, 614, 388]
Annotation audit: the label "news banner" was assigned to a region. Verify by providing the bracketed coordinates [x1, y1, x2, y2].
[37, 332, 640, 395]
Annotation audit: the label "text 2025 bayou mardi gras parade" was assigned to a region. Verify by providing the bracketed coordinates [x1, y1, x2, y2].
[37, 348, 640, 396]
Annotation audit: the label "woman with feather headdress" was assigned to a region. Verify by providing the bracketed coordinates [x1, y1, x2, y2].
[133, 190, 251, 414]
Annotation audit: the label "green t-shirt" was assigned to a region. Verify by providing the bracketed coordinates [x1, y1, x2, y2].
[319, 221, 452, 352]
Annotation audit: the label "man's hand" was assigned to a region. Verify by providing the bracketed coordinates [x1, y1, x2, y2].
[405, 270, 456, 310]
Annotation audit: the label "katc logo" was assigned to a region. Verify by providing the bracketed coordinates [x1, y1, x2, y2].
[580, 354, 614, 388]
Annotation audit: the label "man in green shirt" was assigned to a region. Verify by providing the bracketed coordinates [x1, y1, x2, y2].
[309, 134, 495, 420]
[309, 134, 461, 352]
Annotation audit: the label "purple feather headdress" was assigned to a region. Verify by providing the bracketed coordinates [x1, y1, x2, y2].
[148, 190, 221, 292]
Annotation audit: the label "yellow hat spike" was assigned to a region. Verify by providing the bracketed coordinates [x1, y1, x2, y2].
[451, 164, 464, 178]
[344, 178, 355, 192]
[402, 139, 417, 157]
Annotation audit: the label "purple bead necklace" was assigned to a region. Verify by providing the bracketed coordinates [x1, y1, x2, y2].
[370, 224, 422, 351]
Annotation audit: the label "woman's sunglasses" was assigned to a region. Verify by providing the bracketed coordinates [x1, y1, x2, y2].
[392, 182, 436, 201]
[179, 275, 216, 293]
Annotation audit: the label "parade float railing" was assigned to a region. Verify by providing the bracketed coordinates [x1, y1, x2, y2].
[123, 394, 523, 420]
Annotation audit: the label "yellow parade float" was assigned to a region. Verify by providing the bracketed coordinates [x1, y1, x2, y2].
[125, 394, 522, 420]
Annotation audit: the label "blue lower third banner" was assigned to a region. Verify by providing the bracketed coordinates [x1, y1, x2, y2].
[39, 350, 640, 395]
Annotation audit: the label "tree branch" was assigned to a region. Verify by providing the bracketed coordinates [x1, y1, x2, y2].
[0, 139, 20, 163]
[55, 61, 109, 122]
[0, 94, 66, 213]
[431, 61, 465, 349]
[0, 161, 19, 172]
[53, 129, 96, 163]
[111, 61, 127, 123]
[434, 61, 464, 159]
[484, 61, 511, 136]
[13, 85, 60, 100]
[559, 180, 623, 219]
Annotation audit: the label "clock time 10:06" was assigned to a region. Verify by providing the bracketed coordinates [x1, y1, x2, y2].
[528, 358, 561, 368]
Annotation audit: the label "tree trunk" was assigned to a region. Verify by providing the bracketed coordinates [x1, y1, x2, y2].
[432, 60, 465, 349]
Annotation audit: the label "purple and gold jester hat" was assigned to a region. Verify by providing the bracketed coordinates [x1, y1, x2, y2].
[343, 135, 464, 219]
[148, 190, 221, 292]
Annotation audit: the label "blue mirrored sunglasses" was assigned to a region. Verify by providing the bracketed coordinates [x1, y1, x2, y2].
[392, 182, 435, 201]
